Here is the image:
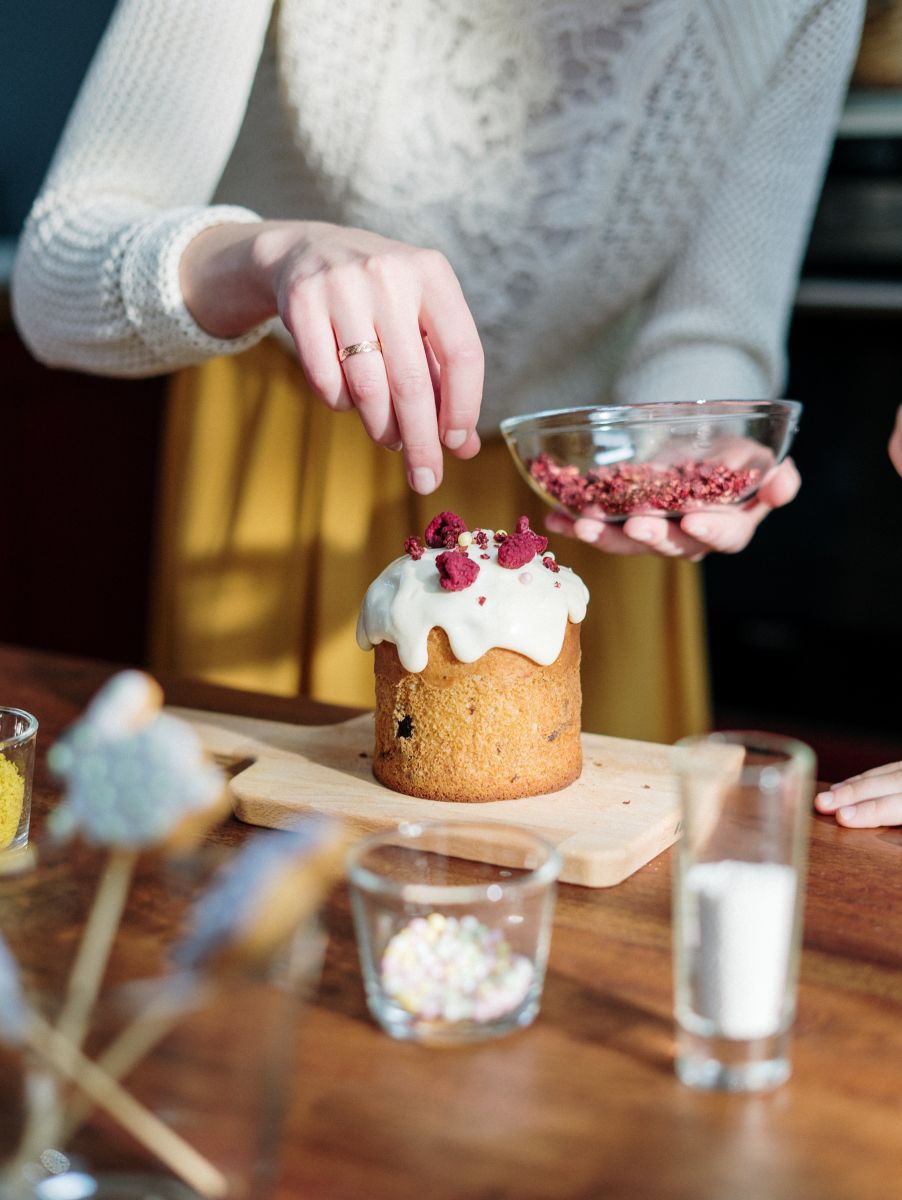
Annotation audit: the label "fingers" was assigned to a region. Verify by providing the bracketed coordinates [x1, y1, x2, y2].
[277, 229, 484, 496]
[889, 404, 902, 477]
[545, 511, 708, 557]
[331, 306, 401, 450]
[815, 764, 902, 827]
[757, 457, 802, 508]
[679, 458, 801, 554]
[419, 255, 484, 457]
[815, 763, 902, 827]
[375, 298, 444, 492]
[282, 278, 354, 413]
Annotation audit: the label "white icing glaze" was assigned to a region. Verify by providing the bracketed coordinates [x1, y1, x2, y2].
[356, 530, 589, 672]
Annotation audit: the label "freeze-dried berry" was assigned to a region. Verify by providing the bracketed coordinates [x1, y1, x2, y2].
[473, 530, 489, 549]
[513, 514, 548, 555]
[424, 511, 468, 548]
[542, 555, 560, 573]
[404, 536, 425, 560]
[497, 533, 539, 569]
[477, 596, 487, 606]
[436, 551, 480, 591]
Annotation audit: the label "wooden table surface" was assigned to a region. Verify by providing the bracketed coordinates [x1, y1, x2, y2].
[2, 643, 901, 1200]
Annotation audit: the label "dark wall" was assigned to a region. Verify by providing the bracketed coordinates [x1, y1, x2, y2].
[1, 1, 165, 667]
[704, 309, 902, 750]
[0, 331, 165, 665]
[1, 1, 117, 237]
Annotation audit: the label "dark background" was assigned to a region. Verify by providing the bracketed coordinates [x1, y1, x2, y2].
[2, 3, 901, 780]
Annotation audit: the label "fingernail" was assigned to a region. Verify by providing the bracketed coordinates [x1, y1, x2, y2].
[687, 522, 710, 539]
[815, 791, 836, 810]
[574, 520, 601, 543]
[410, 467, 437, 495]
[443, 429, 467, 450]
[388, 441, 403, 452]
[632, 527, 654, 543]
[840, 806, 858, 822]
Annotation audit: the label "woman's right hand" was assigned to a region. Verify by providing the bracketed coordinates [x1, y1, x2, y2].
[180, 220, 484, 494]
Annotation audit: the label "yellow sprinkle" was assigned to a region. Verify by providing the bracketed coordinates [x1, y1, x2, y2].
[0, 755, 25, 851]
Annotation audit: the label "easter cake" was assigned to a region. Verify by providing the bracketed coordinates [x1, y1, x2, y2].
[356, 512, 589, 802]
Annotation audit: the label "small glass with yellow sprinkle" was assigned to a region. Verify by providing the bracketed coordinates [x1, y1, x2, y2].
[0, 708, 38, 860]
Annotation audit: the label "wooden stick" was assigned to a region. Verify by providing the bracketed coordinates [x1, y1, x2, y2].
[58, 847, 138, 1050]
[24, 1010, 229, 1200]
[60, 976, 211, 1141]
[20, 847, 138, 1157]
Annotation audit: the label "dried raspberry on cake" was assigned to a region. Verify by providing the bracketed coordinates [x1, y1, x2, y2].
[424, 511, 468, 549]
[515, 515, 548, 555]
[497, 519, 547, 570]
[404, 536, 425, 560]
[435, 551, 480, 591]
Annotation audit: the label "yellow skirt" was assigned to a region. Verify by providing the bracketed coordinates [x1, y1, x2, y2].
[150, 340, 710, 742]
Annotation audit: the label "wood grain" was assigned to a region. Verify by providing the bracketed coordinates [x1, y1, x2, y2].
[2, 644, 901, 1200]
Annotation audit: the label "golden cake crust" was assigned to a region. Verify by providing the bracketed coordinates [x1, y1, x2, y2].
[373, 624, 582, 802]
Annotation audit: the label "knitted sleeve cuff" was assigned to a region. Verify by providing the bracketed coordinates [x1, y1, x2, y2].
[119, 205, 275, 368]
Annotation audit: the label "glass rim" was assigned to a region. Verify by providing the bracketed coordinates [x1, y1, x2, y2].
[0, 707, 39, 749]
[673, 730, 815, 783]
[345, 819, 562, 904]
[500, 399, 803, 438]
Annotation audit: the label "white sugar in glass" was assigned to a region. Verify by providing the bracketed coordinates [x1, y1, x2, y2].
[673, 733, 814, 1092]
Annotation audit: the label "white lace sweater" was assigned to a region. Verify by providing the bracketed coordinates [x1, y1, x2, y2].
[12, 0, 863, 431]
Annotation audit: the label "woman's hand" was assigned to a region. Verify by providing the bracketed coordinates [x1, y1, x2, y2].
[889, 403, 902, 478]
[545, 458, 801, 559]
[815, 764, 902, 827]
[181, 220, 484, 494]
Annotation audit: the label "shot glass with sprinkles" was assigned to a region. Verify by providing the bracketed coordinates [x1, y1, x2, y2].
[347, 821, 561, 1044]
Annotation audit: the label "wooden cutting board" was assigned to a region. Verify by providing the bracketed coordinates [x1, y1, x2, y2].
[169, 708, 684, 888]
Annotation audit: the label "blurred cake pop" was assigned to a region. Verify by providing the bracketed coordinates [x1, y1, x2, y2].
[173, 820, 345, 974]
[47, 671, 228, 849]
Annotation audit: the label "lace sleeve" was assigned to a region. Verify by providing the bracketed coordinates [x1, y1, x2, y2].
[12, 0, 275, 377]
[613, 0, 866, 406]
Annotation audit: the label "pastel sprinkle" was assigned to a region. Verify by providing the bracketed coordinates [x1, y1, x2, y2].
[380, 913, 533, 1024]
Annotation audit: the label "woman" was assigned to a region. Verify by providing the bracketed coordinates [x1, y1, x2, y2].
[12, 0, 862, 740]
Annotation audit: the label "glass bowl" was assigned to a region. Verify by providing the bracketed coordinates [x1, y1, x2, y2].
[500, 399, 802, 522]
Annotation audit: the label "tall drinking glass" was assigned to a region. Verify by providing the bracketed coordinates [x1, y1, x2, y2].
[672, 732, 815, 1091]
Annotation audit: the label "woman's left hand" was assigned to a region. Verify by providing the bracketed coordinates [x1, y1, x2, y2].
[545, 457, 801, 559]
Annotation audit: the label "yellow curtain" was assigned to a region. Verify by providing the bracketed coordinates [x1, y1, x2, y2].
[151, 339, 710, 742]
